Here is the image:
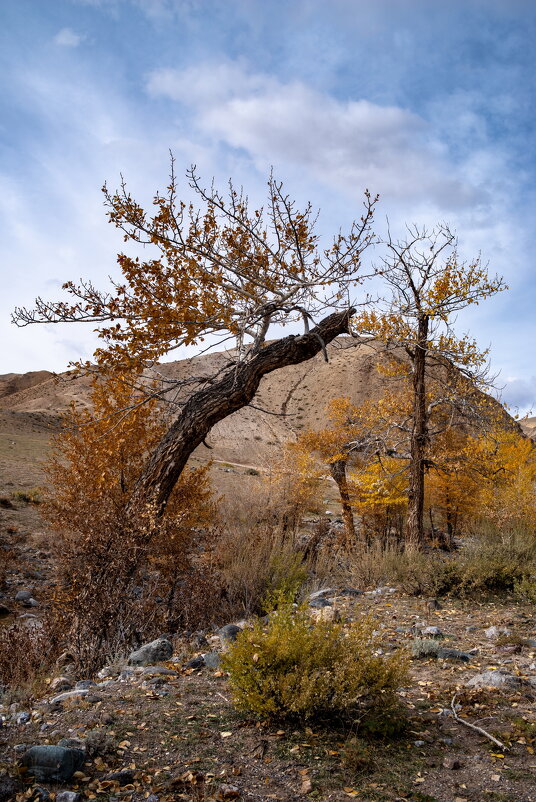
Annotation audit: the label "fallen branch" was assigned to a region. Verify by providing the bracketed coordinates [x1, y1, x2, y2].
[450, 694, 507, 751]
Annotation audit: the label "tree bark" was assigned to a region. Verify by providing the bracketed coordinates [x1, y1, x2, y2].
[328, 458, 356, 546]
[131, 308, 356, 516]
[406, 314, 429, 547]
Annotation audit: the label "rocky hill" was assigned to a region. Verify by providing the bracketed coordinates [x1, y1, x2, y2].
[0, 338, 530, 472]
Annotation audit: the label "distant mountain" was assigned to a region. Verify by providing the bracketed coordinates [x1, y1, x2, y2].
[0, 338, 529, 467]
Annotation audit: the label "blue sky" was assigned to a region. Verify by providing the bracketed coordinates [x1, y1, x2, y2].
[1, 0, 535, 412]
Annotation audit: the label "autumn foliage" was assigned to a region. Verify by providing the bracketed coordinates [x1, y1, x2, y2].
[44, 373, 213, 670]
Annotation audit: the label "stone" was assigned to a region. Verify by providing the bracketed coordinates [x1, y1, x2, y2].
[218, 624, 242, 642]
[141, 666, 177, 676]
[74, 680, 97, 690]
[217, 785, 241, 800]
[20, 745, 85, 782]
[57, 738, 87, 753]
[414, 740, 425, 747]
[50, 689, 89, 705]
[31, 787, 51, 801]
[185, 656, 205, 670]
[443, 757, 463, 770]
[56, 793, 82, 802]
[14, 711, 31, 725]
[15, 590, 32, 602]
[310, 606, 340, 623]
[26, 598, 39, 608]
[309, 588, 336, 600]
[128, 638, 173, 666]
[466, 670, 523, 689]
[421, 626, 444, 639]
[309, 598, 332, 608]
[436, 647, 471, 662]
[484, 625, 510, 639]
[340, 587, 363, 597]
[50, 677, 73, 692]
[106, 769, 135, 786]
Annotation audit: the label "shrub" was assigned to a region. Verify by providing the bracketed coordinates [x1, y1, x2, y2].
[11, 488, 42, 505]
[221, 604, 407, 723]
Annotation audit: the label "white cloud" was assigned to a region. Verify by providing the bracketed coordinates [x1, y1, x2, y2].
[147, 62, 484, 212]
[54, 28, 84, 48]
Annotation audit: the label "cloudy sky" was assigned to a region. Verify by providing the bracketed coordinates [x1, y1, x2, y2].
[1, 0, 535, 413]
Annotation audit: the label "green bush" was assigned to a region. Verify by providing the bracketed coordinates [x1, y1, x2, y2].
[221, 604, 407, 722]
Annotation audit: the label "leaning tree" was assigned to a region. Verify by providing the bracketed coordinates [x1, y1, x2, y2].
[13, 161, 377, 515]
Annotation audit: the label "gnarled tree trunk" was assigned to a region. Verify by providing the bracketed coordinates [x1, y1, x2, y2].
[329, 458, 356, 546]
[131, 308, 356, 516]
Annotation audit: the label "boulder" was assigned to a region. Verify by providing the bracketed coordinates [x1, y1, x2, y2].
[217, 625, 242, 643]
[309, 588, 336, 601]
[484, 625, 510, 639]
[128, 638, 173, 666]
[466, 670, 523, 689]
[56, 793, 82, 802]
[20, 745, 85, 782]
[50, 677, 73, 693]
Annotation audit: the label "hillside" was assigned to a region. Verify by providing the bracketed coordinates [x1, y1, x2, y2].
[0, 338, 527, 474]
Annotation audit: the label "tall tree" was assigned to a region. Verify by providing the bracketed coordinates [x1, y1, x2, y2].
[356, 225, 505, 545]
[13, 162, 377, 515]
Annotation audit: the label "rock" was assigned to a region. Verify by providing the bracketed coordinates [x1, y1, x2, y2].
[185, 656, 205, 670]
[106, 769, 135, 786]
[443, 757, 463, 770]
[14, 711, 31, 725]
[57, 738, 87, 753]
[50, 677, 73, 692]
[141, 666, 177, 676]
[203, 651, 221, 669]
[309, 588, 336, 600]
[484, 625, 510, 639]
[26, 598, 39, 608]
[421, 626, 444, 639]
[217, 785, 241, 800]
[128, 637, 173, 666]
[310, 606, 340, 623]
[0, 775, 23, 802]
[436, 647, 471, 662]
[56, 792, 82, 802]
[15, 590, 32, 602]
[465, 625, 478, 633]
[74, 680, 97, 690]
[340, 587, 363, 597]
[50, 689, 89, 705]
[218, 624, 242, 642]
[309, 598, 332, 608]
[20, 745, 85, 782]
[466, 670, 524, 689]
[426, 598, 443, 611]
[31, 787, 51, 801]
[414, 740, 425, 747]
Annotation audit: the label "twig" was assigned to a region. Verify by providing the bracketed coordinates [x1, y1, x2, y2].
[216, 691, 230, 704]
[450, 694, 507, 751]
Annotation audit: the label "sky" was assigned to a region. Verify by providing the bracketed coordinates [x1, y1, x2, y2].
[1, 0, 535, 413]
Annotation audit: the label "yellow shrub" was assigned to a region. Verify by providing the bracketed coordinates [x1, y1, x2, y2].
[221, 604, 407, 722]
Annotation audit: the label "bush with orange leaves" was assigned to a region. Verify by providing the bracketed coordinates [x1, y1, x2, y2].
[44, 373, 214, 672]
